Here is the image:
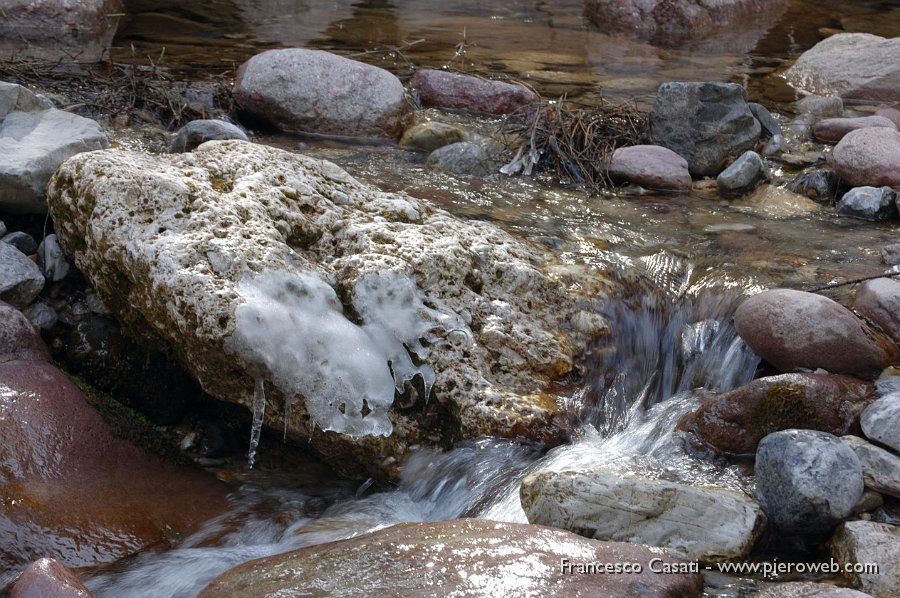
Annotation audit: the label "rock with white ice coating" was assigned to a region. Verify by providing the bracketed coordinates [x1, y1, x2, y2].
[46, 140, 613, 480]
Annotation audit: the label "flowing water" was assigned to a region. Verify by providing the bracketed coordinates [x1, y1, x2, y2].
[71, 0, 900, 594]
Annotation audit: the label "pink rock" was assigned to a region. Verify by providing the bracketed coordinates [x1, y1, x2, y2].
[812, 116, 896, 143]
[832, 126, 900, 187]
[235, 49, 407, 139]
[855, 278, 900, 349]
[0, 301, 228, 574]
[876, 107, 900, 129]
[410, 69, 539, 115]
[607, 144, 692, 191]
[10, 558, 92, 598]
[734, 288, 895, 378]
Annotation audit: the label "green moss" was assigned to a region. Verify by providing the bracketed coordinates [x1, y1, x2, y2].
[748, 381, 828, 443]
[71, 374, 187, 464]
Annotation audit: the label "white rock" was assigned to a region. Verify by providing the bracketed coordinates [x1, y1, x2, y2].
[841, 436, 900, 498]
[861, 393, 900, 453]
[830, 521, 899, 597]
[520, 467, 765, 562]
[0, 240, 44, 308]
[37, 234, 70, 282]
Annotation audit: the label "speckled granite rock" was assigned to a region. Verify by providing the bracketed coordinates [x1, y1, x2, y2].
[47, 140, 612, 480]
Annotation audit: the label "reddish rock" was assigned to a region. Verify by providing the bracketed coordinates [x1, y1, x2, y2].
[812, 116, 896, 143]
[784, 33, 900, 101]
[410, 69, 539, 116]
[10, 558, 92, 598]
[734, 289, 895, 378]
[607, 144, 692, 191]
[832, 126, 900, 188]
[234, 49, 407, 139]
[199, 519, 704, 598]
[0, 301, 228, 575]
[855, 278, 900, 348]
[677, 373, 874, 456]
[583, 0, 788, 46]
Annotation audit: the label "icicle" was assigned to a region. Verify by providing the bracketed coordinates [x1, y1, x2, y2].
[247, 377, 266, 468]
[282, 395, 293, 443]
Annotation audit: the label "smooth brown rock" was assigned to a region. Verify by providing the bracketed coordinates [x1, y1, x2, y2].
[234, 49, 407, 139]
[812, 116, 897, 143]
[832, 127, 900, 188]
[607, 144, 692, 191]
[855, 278, 900, 349]
[0, 302, 228, 575]
[410, 69, 539, 115]
[10, 558, 92, 598]
[199, 519, 704, 598]
[734, 289, 895, 378]
[678, 373, 873, 456]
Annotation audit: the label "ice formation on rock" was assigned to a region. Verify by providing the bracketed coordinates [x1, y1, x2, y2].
[227, 269, 454, 439]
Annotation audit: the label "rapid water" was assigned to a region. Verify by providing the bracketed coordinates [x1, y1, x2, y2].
[85, 258, 760, 597]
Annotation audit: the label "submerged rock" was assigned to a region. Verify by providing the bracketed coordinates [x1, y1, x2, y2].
[734, 289, 895, 379]
[606, 144, 692, 191]
[787, 168, 840, 203]
[198, 519, 705, 598]
[520, 467, 765, 562]
[0, 81, 109, 213]
[410, 69, 539, 116]
[0, 301, 228, 577]
[10, 558, 92, 598]
[170, 119, 249, 153]
[837, 186, 899, 221]
[677, 373, 874, 457]
[756, 429, 864, 535]
[833, 127, 900, 188]
[649, 82, 760, 177]
[830, 521, 900, 597]
[812, 116, 897, 143]
[426, 140, 501, 176]
[47, 140, 610, 480]
[234, 49, 407, 139]
[0, 0, 123, 63]
[784, 33, 900, 101]
[793, 95, 844, 118]
[398, 120, 465, 153]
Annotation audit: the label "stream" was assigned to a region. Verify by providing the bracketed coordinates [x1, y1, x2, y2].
[28, 0, 900, 595]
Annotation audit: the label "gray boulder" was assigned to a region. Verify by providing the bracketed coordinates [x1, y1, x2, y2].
[841, 435, 900, 498]
[837, 187, 899, 221]
[170, 120, 249, 153]
[1, 82, 109, 213]
[855, 278, 900, 347]
[0, 0, 123, 63]
[234, 49, 407, 140]
[734, 288, 894, 379]
[2, 231, 38, 255]
[749, 102, 782, 138]
[784, 33, 900, 102]
[649, 82, 761, 177]
[882, 243, 900, 266]
[755, 429, 864, 534]
[520, 467, 765, 562]
[36, 234, 69, 282]
[716, 151, 767, 195]
[860, 393, 900, 454]
[0, 241, 44, 308]
[830, 521, 900, 597]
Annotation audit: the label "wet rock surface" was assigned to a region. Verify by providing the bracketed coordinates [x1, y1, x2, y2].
[606, 144, 692, 191]
[198, 519, 705, 598]
[234, 49, 407, 139]
[170, 119, 248, 153]
[398, 120, 466, 153]
[860, 393, 900, 453]
[734, 289, 895, 379]
[784, 33, 900, 101]
[756, 429, 864, 535]
[9, 558, 92, 598]
[649, 82, 760, 177]
[716, 150, 767, 195]
[46, 140, 611, 480]
[836, 187, 898, 222]
[426, 140, 501, 176]
[520, 467, 765, 562]
[677, 373, 874, 456]
[812, 116, 897, 143]
[410, 69, 539, 116]
[0, 301, 228, 578]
